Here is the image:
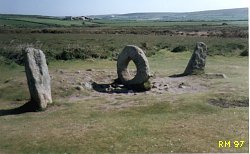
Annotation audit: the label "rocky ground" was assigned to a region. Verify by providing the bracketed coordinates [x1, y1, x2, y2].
[48, 68, 248, 111]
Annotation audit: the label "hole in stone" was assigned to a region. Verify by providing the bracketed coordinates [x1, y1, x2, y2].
[126, 60, 137, 80]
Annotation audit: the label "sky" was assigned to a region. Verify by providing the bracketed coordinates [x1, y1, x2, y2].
[0, 0, 248, 16]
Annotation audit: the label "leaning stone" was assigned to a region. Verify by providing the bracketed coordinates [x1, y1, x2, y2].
[24, 48, 52, 110]
[117, 45, 151, 91]
[183, 42, 208, 75]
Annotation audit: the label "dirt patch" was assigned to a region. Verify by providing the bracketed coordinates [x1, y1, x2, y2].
[208, 98, 249, 108]
[51, 69, 210, 98]
[151, 76, 208, 94]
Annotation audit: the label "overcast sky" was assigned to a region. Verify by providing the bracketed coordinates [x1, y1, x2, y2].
[0, 0, 248, 16]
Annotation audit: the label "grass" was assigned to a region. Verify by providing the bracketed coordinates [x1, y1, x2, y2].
[0, 50, 248, 153]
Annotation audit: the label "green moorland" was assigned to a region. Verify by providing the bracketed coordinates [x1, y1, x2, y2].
[0, 15, 248, 153]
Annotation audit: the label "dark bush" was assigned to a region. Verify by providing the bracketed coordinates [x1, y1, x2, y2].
[240, 50, 248, 56]
[140, 42, 149, 50]
[155, 42, 169, 50]
[0, 50, 25, 65]
[59, 50, 74, 60]
[171, 45, 187, 53]
[56, 47, 108, 60]
[227, 43, 245, 50]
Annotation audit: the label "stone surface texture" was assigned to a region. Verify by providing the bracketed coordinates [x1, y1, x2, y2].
[24, 48, 52, 109]
[117, 45, 150, 86]
[183, 42, 208, 75]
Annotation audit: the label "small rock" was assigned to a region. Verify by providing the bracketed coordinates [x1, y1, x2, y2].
[86, 69, 93, 71]
[178, 82, 185, 88]
[205, 73, 227, 79]
[164, 84, 169, 90]
[84, 82, 93, 90]
[76, 86, 83, 91]
[152, 84, 157, 88]
[117, 84, 124, 88]
[4, 79, 11, 83]
[75, 70, 81, 74]
[128, 90, 134, 93]
[16, 98, 22, 101]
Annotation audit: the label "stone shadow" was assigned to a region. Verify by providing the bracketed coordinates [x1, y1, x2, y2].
[0, 101, 41, 116]
[91, 82, 130, 94]
[91, 79, 147, 94]
[169, 73, 186, 78]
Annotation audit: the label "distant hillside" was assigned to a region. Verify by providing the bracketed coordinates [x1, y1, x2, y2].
[90, 8, 248, 21]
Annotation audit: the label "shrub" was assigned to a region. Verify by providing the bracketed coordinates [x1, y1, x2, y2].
[43, 50, 57, 64]
[171, 45, 187, 53]
[0, 50, 25, 65]
[240, 50, 248, 56]
[56, 47, 108, 60]
[227, 43, 245, 50]
[155, 42, 169, 50]
[140, 42, 149, 50]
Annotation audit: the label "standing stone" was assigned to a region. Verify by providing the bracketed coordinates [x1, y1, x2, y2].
[183, 42, 208, 75]
[24, 48, 52, 110]
[117, 45, 151, 91]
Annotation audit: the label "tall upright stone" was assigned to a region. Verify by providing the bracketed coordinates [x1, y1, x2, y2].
[24, 48, 52, 110]
[183, 42, 208, 75]
[117, 45, 151, 91]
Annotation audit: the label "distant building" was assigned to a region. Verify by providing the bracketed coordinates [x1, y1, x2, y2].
[65, 16, 73, 20]
[64, 16, 93, 21]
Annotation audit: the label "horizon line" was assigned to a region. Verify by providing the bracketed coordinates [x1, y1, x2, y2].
[0, 7, 248, 17]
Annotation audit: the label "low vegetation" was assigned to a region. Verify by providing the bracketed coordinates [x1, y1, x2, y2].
[171, 45, 188, 53]
[0, 33, 248, 65]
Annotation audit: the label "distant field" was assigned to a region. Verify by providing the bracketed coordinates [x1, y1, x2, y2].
[0, 16, 96, 28]
[95, 20, 248, 27]
[0, 14, 248, 29]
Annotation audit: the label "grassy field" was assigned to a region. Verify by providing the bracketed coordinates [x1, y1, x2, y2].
[0, 15, 248, 153]
[95, 20, 248, 27]
[1, 14, 248, 28]
[0, 15, 96, 28]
